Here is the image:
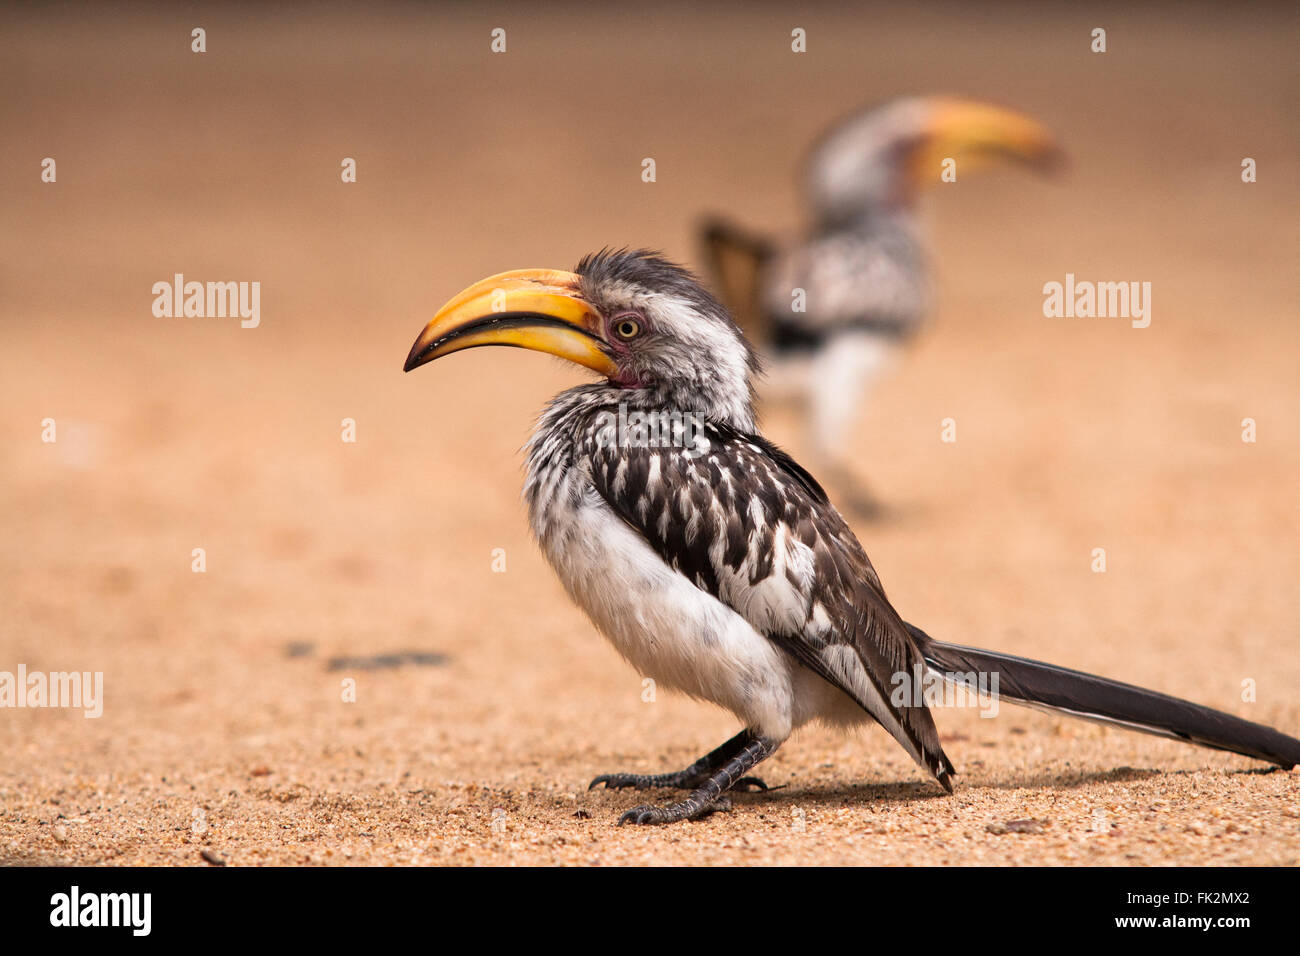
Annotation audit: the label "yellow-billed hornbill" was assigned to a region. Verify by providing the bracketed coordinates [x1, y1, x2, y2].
[404, 249, 1299, 826]
[702, 96, 1061, 514]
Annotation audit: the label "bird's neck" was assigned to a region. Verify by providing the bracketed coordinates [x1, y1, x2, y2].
[822, 204, 922, 237]
[537, 381, 756, 446]
[643, 379, 756, 434]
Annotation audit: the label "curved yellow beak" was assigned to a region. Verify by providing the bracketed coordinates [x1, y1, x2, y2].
[907, 97, 1062, 187]
[403, 268, 618, 378]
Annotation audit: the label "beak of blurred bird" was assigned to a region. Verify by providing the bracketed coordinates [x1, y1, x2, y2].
[907, 96, 1063, 187]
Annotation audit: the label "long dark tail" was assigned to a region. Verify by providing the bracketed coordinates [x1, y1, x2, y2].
[905, 623, 1300, 769]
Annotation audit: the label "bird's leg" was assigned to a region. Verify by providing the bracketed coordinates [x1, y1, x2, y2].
[590, 729, 771, 792]
[592, 729, 776, 793]
[617, 734, 781, 826]
[808, 333, 897, 520]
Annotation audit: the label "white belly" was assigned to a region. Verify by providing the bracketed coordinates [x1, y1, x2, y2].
[536, 482, 798, 737]
[535, 483, 871, 741]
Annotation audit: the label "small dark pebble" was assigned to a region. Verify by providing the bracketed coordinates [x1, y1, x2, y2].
[573, 810, 591, 819]
[326, 650, 449, 671]
[199, 849, 226, 866]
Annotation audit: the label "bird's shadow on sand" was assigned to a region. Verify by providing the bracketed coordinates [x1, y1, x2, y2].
[731, 765, 1166, 813]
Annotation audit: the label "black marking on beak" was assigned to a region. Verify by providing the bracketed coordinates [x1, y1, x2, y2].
[403, 312, 611, 372]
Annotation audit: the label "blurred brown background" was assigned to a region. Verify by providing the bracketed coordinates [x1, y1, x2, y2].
[1, 3, 1297, 865]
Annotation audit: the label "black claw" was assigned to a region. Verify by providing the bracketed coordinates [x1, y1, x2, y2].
[731, 776, 769, 792]
[618, 805, 664, 826]
[615, 797, 734, 826]
[700, 796, 732, 816]
[590, 771, 702, 791]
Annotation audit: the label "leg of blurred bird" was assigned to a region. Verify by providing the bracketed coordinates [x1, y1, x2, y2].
[589, 728, 771, 792]
[617, 734, 781, 826]
[808, 331, 899, 518]
[753, 352, 810, 404]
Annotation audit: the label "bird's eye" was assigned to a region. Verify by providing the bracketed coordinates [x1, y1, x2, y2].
[613, 316, 642, 340]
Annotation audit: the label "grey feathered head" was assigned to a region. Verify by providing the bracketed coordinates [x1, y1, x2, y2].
[576, 248, 759, 428]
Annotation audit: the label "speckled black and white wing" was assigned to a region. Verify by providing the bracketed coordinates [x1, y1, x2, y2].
[760, 226, 930, 339]
[582, 417, 955, 789]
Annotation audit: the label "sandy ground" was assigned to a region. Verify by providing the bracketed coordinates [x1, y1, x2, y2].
[2, 4, 1298, 866]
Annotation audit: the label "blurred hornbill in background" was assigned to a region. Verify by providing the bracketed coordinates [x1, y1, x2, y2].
[404, 249, 1300, 826]
[701, 96, 1061, 515]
